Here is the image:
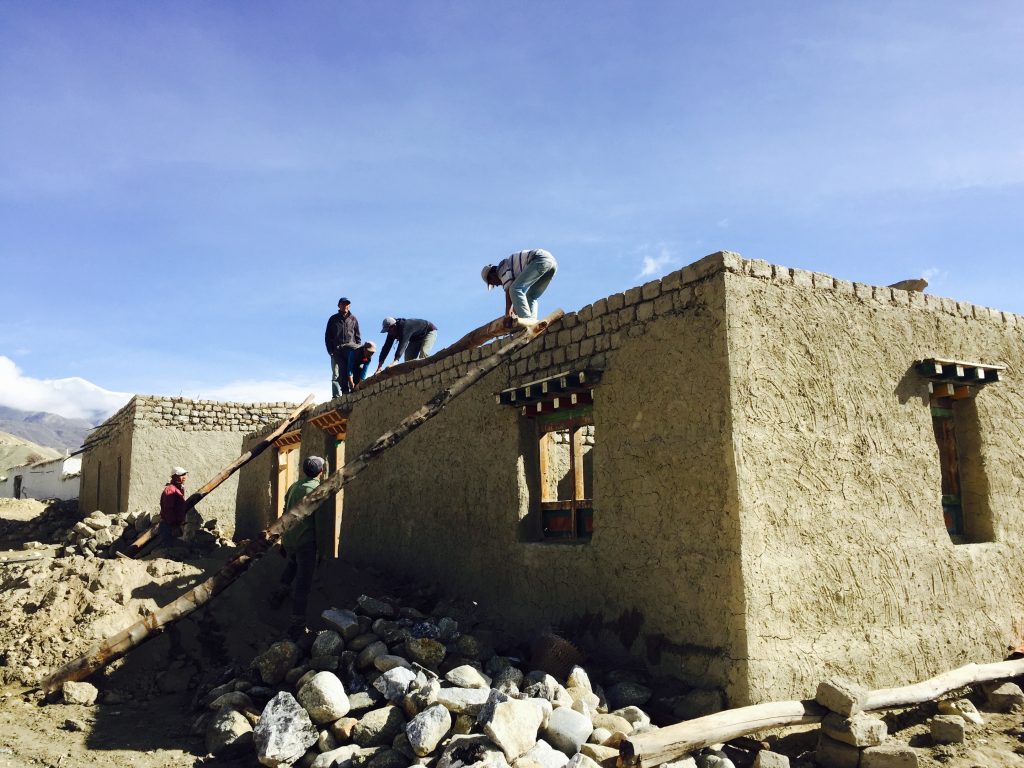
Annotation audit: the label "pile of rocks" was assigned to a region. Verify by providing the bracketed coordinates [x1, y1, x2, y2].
[191, 593, 700, 768]
[813, 676, 1024, 767]
[14, 505, 232, 559]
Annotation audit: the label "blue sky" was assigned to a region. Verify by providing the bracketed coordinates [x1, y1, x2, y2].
[1, 1, 1022, 420]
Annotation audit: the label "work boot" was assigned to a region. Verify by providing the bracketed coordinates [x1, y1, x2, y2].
[267, 586, 289, 610]
[287, 616, 308, 642]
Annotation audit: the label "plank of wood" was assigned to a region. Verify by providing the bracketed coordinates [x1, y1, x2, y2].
[38, 310, 563, 694]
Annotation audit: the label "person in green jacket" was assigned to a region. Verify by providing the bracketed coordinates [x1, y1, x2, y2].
[270, 455, 326, 633]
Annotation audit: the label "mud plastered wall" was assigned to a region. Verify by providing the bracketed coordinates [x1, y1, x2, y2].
[83, 397, 295, 533]
[339, 259, 750, 701]
[725, 263, 1024, 702]
[80, 401, 135, 514]
[127, 425, 246, 531]
[236, 427, 279, 540]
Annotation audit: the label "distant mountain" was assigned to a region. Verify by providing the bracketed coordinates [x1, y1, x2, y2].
[0, 431, 62, 475]
[0, 406, 96, 453]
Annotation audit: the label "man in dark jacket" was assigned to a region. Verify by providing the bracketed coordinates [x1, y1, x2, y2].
[375, 317, 438, 374]
[324, 298, 361, 397]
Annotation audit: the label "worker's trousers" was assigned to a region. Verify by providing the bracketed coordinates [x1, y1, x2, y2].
[280, 539, 317, 618]
[510, 250, 557, 321]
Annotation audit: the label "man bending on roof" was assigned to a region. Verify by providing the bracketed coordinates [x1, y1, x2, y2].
[480, 248, 558, 328]
[375, 317, 438, 373]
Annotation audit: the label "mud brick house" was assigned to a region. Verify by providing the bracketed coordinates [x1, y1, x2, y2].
[241, 251, 1024, 705]
[80, 396, 295, 533]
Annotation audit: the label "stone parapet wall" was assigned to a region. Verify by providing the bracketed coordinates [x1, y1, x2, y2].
[130, 396, 296, 432]
[327, 251, 1019, 412]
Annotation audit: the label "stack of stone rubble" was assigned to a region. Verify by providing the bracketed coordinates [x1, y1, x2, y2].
[813, 676, 1024, 767]
[20, 506, 232, 559]
[195, 593, 682, 768]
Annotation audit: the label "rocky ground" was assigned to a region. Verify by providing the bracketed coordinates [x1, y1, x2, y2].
[1, 498, 1023, 768]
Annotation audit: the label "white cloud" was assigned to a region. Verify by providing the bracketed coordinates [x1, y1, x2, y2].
[716, 218, 730, 228]
[637, 247, 675, 279]
[0, 356, 131, 423]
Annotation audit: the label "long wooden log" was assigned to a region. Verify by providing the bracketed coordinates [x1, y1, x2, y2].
[863, 658, 1024, 710]
[619, 657, 1024, 768]
[370, 315, 515, 385]
[618, 701, 825, 768]
[39, 310, 562, 693]
[126, 394, 316, 556]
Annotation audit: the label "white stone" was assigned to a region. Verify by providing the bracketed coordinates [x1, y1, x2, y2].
[937, 698, 984, 725]
[255, 692, 320, 768]
[297, 671, 351, 724]
[566, 666, 592, 693]
[436, 686, 491, 715]
[661, 759, 697, 768]
[206, 708, 253, 755]
[484, 698, 545, 761]
[610, 706, 649, 729]
[565, 754, 602, 768]
[543, 706, 593, 756]
[516, 740, 569, 768]
[446, 664, 492, 689]
[406, 703, 452, 756]
[752, 751, 789, 768]
[375, 667, 417, 702]
[61, 681, 98, 706]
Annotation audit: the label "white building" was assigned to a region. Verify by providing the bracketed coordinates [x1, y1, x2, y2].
[0, 454, 81, 501]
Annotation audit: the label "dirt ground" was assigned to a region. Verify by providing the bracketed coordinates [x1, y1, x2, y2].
[1, 498, 1023, 768]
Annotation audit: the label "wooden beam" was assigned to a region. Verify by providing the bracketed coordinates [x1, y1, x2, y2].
[38, 310, 564, 694]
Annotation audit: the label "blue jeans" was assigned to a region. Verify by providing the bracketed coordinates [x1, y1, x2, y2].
[510, 251, 557, 321]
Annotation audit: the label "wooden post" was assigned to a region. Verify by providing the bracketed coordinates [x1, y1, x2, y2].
[126, 395, 317, 556]
[39, 311, 563, 693]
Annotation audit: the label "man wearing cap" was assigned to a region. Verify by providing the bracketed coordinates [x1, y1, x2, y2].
[155, 466, 189, 549]
[375, 317, 438, 374]
[481, 248, 558, 328]
[270, 455, 327, 635]
[324, 298, 361, 397]
[347, 341, 377, 391]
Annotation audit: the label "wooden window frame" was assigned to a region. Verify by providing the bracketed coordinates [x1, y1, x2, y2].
[536, 410, 594, 541]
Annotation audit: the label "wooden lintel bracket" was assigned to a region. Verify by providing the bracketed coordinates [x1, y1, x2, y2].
[916, 357, 1006, 387]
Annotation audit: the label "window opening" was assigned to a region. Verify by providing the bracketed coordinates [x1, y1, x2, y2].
[498, 369, 601, 542]
[917, 358, 1003, 543]
[309, 409, 348, 558]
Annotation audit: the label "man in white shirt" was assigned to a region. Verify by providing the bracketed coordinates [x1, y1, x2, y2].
[481, 248, 558, 328]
